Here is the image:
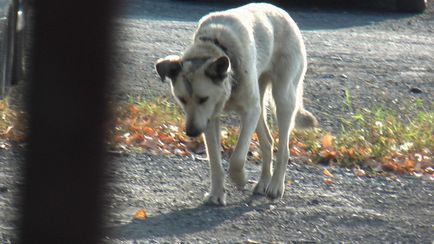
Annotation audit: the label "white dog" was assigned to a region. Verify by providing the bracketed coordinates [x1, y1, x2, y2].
[155, 3, 317, 205]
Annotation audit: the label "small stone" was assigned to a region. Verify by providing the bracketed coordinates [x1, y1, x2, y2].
[245, 239, 260, 244]
[353, 168, 366, 177]
[409, 87, 423, 94]
[331, 56, 343, 61]
[309, 199, 320, 205]
[323, 74, 335, 79]
[0, 186, 8, 193]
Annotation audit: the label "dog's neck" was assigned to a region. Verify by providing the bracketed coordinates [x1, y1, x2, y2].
[198, 36, 229, 56]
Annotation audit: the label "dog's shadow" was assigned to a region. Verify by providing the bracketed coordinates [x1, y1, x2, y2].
[105, 195, 272, 240]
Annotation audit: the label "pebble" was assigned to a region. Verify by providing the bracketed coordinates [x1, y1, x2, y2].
[0, 186, 8, 193]
[409, 87, 423, 94]
[309, 199, 320, 205]
[323, 74, 335, 79]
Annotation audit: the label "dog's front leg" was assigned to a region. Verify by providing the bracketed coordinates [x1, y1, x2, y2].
[203, 117, 226, 206]
[228, 104, 261, 190]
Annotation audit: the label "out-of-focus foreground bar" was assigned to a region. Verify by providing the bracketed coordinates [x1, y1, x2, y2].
[20, 0, 115, 243]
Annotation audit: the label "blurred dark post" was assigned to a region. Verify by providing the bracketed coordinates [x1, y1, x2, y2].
[20, 0, 115, 243]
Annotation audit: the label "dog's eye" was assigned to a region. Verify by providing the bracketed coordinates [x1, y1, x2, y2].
[198, 96, 209, 105]
[178, 97, 187, 105]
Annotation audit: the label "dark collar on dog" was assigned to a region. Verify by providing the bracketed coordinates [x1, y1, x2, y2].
[198, 36, 229, 55]
[198, 36, 237, 91]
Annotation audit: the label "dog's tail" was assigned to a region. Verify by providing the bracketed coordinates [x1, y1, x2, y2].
[294, 108, 318, 130]
[265, 89, 318, 130]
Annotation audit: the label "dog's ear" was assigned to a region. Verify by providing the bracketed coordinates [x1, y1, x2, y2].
[155, 55, 182, 82]
[205, 56, 230, 82]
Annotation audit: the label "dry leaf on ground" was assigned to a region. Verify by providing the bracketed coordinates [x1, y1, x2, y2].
[324, 179, 333, 185]
[133, 208, 147, 220]
[323, 168, 334, 177]
[321, 133, 333, 148]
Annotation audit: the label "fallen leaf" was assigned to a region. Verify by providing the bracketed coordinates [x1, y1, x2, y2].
[161, 148, 172, 155]
[126, 133, 144, 144]
[112, 135, 123, 144]
[403, 159, 415, 169]
[290, 147, 301, 156]
[324, 179, 333, 185]
[294, 141, 307, 149]
[321, 133, 333, 149]
[323, 168, 334, 177]
[382, 160, 398, 172]
[176, 133, 187, 143]
[0, 101, 7, 110]
[319, 149, 337, 159]
[143, 127, 154, 136]
[347, 148, 355, 158]
[128, 104, 140, 114]
[251, 132, 258, 142]
[133, 208, 147, 220]
[158, 133, 175, 144]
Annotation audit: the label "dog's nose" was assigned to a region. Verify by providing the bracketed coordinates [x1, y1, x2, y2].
[186, 126, 202, 137]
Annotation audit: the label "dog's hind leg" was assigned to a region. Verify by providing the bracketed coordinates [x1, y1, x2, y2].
[253, 75, 274, 195]
[203, 117, 226, 205]
[266, 57, 305, 199]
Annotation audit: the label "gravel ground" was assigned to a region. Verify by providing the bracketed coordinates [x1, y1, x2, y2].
[101, 153, 433, 243]
[1, 0, 434, 243]
[0, 149, 433, 243]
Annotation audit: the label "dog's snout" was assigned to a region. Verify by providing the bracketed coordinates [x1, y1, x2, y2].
[186, 125, 203, 137]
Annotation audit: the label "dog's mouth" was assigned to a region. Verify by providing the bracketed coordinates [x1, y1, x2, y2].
[186, 129, 202, 137]
[184, 119, 211, 137]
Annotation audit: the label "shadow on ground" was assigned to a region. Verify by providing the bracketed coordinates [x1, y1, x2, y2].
[105, 200, 268, 240]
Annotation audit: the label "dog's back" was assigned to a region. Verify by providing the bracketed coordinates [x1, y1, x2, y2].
[194, 3, 306, 76]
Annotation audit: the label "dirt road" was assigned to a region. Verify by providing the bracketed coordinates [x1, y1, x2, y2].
[1, 0, 434, 243]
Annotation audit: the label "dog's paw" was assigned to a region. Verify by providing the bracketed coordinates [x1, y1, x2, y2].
[253, 176, 271, 195]
[228, 168, 247, 190]
[265, 177, 285, 199]
[204, 191, 226, 206]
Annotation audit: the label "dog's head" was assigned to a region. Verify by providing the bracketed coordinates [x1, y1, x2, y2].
[155, 55, 231, 137]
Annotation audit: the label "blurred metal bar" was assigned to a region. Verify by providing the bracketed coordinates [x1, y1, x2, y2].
[20, 0, 115, 242]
